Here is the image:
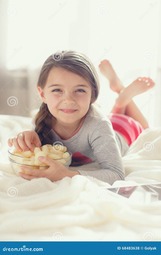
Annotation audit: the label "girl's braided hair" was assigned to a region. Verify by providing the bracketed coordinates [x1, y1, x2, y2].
[34, 50, 100, 144]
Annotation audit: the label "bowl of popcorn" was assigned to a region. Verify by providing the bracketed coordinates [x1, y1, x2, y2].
[8, 144, 72, 175]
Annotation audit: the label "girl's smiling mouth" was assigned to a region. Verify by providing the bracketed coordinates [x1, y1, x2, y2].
[60, 109, 78, 113]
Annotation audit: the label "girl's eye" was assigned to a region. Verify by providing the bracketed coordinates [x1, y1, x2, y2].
[76, 89, 86, 93]
[51, 89, 62, 93]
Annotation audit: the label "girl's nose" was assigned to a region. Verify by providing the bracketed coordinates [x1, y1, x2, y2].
[63, 92, 76, 105]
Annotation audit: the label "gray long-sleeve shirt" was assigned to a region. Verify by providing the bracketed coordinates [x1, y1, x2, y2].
[50, 107, 128, 184]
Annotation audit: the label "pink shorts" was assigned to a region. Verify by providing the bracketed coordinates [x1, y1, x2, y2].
[109, 113, 144, 145]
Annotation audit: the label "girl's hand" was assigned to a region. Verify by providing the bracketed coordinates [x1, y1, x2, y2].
[19, 156, 79, 181]
[8, 131, 41, 152]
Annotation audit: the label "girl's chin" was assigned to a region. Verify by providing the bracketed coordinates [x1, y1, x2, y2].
[58, 117, 79, 124]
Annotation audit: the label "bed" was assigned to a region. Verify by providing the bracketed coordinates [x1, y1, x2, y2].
[0, 114, 161, 241]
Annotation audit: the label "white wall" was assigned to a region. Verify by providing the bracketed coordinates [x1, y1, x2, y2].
[1, 0, 161, 124]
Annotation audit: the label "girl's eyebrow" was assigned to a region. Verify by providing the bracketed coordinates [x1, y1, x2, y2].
[76, 84, 90, 87]
[48, 84, 62, 87]
[48, 84, 90, 88]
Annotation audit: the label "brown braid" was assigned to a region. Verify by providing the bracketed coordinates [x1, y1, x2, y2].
[34, 103, 54, 145]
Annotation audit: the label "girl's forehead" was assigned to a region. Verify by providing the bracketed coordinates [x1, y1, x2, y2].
[47, 67, 90, 85]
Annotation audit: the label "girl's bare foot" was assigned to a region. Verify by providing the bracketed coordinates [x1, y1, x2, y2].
[99, 59, 124, 93]
[115, 77, 155, 108]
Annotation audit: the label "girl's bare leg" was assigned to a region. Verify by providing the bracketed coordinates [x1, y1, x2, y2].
[99, 60, 155, 129]
[99, 60, 124, 93]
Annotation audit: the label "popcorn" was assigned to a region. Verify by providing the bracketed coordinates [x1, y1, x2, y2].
[10, 144, 71, 167]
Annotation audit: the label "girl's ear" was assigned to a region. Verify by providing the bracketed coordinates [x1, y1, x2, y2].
[90, 94, 95, 104]
[37, 86, 47, 103]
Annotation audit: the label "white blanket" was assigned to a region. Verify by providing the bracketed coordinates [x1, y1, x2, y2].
[0, 115, 161, 241]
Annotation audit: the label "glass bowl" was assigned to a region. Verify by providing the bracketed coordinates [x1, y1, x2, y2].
[8, 149, 72, 175]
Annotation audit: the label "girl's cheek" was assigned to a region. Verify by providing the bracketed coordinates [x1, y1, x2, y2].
[48, 94, 59, 101]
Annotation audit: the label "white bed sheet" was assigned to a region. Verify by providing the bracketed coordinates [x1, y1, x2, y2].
[0, 115, 161, 241]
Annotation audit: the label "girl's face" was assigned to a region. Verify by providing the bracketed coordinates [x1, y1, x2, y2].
[38, 67, 92, 126]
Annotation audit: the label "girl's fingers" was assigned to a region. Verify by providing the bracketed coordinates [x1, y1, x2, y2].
[16, 133, 30, 151]
[8, 131, 41, 152]
[20, 166, 45, 176]
[8, 138, 14, 147]
[24, 136, 41, 151]
[19, 172, 36, 180]
[12, 137, 23, 152]
[38, 156, 55, 166]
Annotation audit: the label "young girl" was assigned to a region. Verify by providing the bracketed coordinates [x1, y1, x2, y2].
[8, 51, 155, 184]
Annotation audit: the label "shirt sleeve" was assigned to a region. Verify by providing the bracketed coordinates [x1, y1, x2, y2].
[77, 118, 125, 184]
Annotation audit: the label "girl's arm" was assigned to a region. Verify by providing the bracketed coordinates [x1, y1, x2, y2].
[78, 119, 125, 184]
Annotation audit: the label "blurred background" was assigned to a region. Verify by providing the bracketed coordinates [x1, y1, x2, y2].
[0, 0, 161, 126]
